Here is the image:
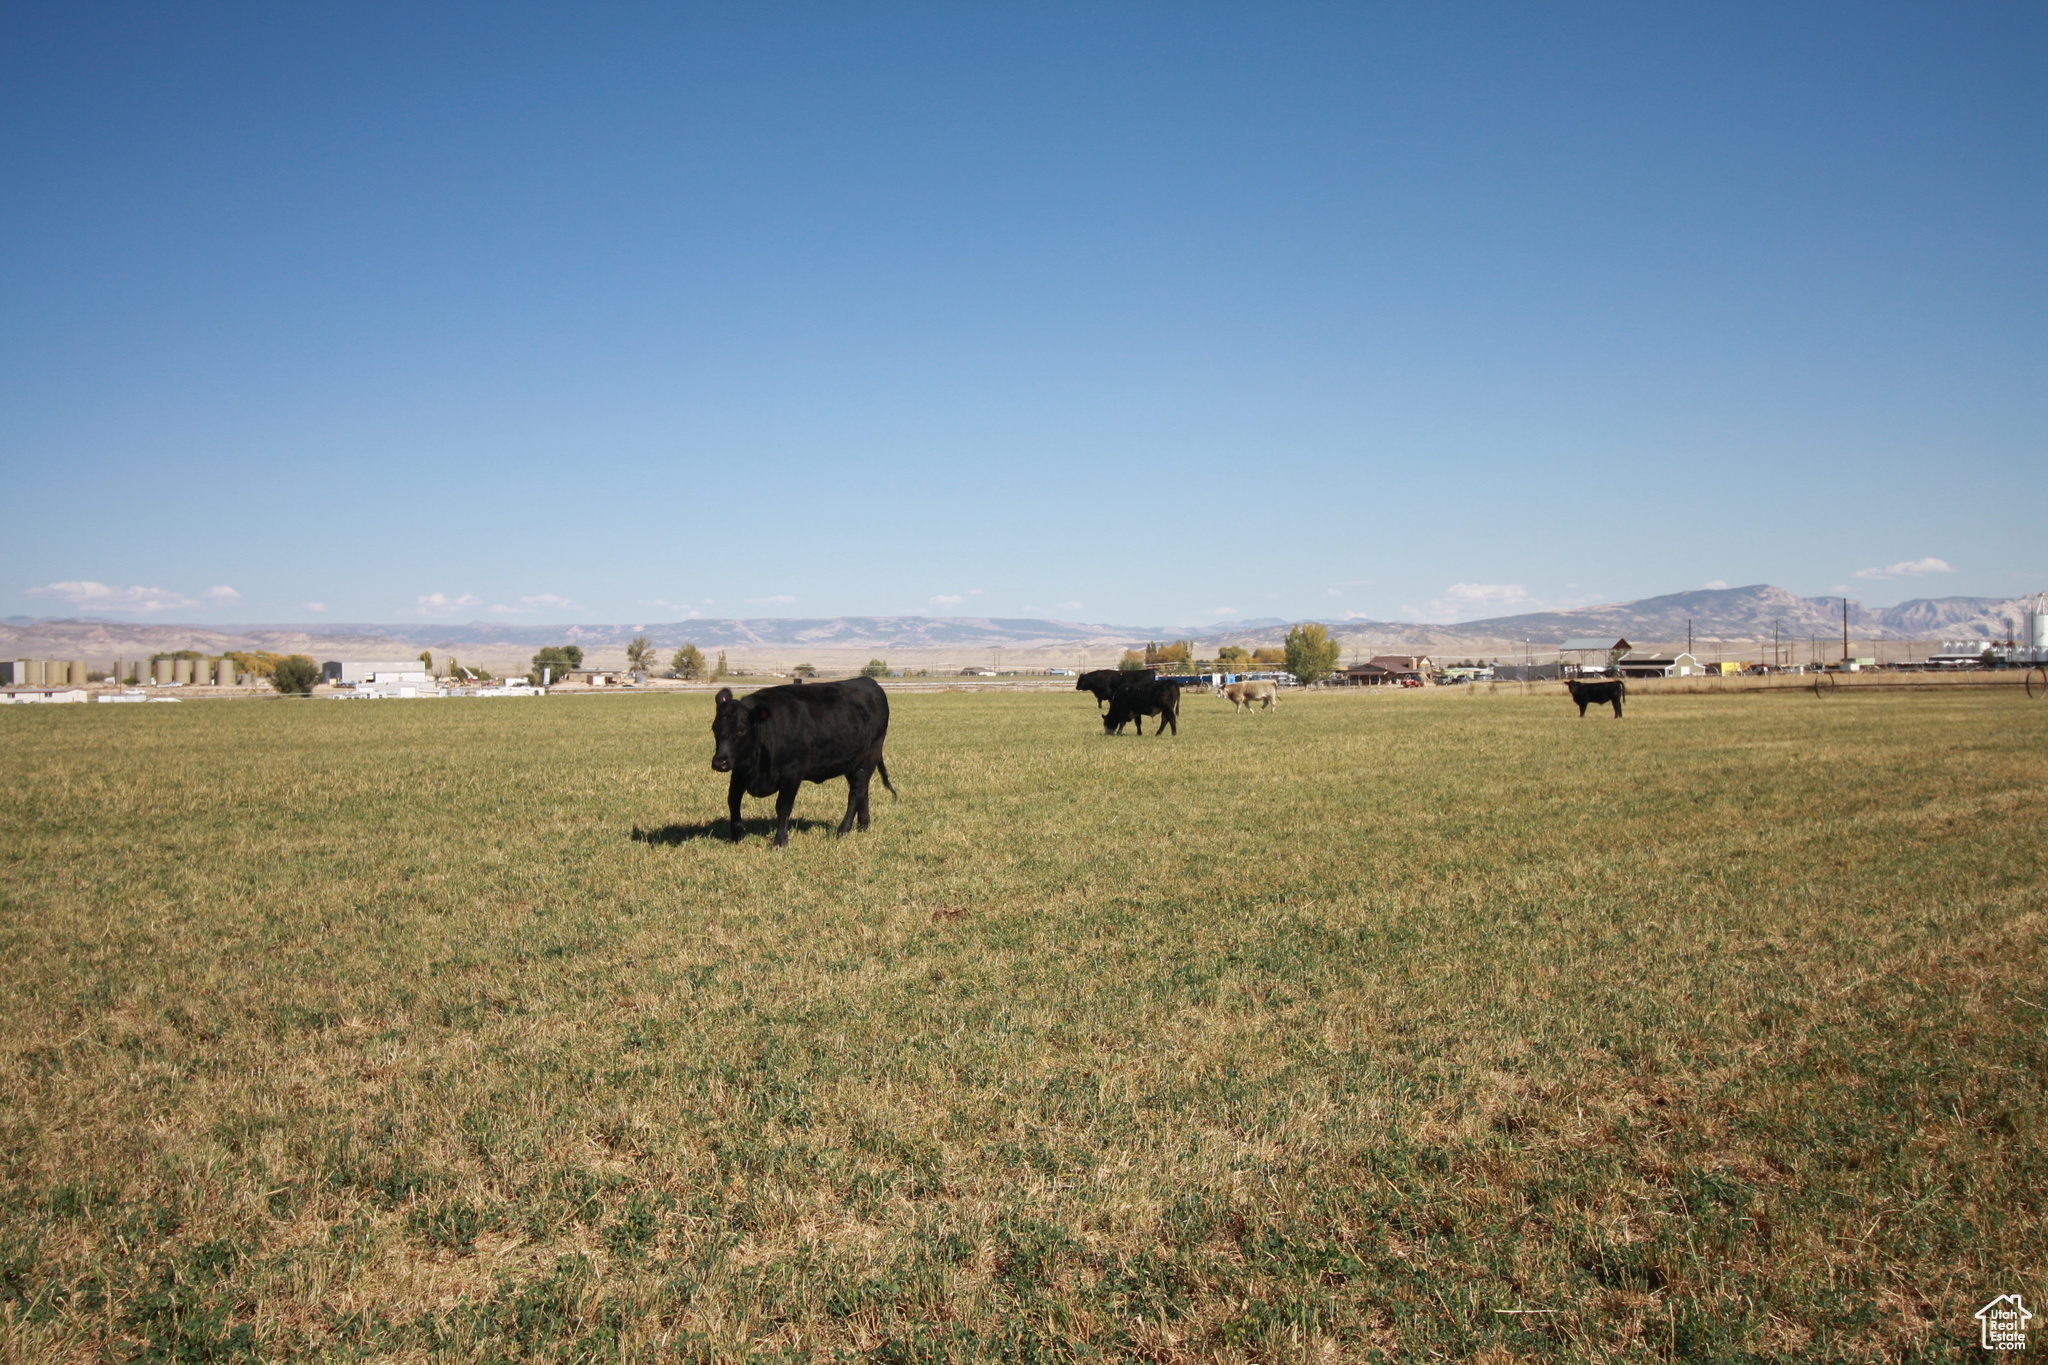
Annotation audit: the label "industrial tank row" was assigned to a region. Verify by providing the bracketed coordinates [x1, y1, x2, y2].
[1, 659, 253, 687]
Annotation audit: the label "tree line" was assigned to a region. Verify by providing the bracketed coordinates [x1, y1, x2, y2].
[1115, 625, 1343, 685]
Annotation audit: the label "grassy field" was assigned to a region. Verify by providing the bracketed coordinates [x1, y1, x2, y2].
[0, 686, 2042, 1362]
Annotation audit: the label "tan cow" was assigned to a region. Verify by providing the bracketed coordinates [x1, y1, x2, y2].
[1218, 679, 1279, 713]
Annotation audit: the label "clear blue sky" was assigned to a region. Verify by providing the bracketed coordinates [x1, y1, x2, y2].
[3, 3, 2041, 628]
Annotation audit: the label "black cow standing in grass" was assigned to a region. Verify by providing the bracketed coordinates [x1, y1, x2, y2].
[1104, 678, 1182, 735]
[1565, 677, 1626, 718]
[1076, 667, 1152, 709]
[710, 677, 895, 846]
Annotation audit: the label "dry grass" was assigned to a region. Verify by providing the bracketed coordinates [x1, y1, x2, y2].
[0, 685, 2043, 1362]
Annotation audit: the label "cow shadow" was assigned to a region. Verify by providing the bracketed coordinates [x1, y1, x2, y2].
[632, 817, 836, 846]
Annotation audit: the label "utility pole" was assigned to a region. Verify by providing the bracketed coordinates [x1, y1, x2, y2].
[1687, 618, 1693, 656]
[1842, 598, 1850, 666]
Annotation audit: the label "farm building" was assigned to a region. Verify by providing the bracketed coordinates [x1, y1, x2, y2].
[1367, 655, 1434, 682]
[0, 688, 88, 704]
[1618, 651, 1705, 678]
[557, 667, 631, 686]
[322, 661, 431, 685]
[1560, 638, 1632, 674]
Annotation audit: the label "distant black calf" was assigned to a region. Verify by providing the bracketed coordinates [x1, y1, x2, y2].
[1104, 678, 1181, 736]
[710, 676, 895, 846]
[1565, 678, 1626, 718]
[1076, 667, 1153, 709]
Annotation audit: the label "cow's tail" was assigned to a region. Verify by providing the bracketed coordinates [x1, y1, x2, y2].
[877, 757, 898, 799]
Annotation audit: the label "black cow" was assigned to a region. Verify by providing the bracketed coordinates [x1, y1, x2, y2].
[1564, 677, 1626, 718]
[1076, 667, 1153, 709]
[1104, 678, 1181, 735]
[710, 677, 895, 846]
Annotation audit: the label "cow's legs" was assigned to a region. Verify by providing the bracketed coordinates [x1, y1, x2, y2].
[1162, 706, 1177, 735]
[1576, 700, 1588, 717]
[1612, 699, 1624, 719]
[727, 774, 747, 842]
[838, 767, 871, 835]
[772, 781, 800, 847]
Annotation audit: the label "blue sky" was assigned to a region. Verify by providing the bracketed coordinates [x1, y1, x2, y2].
[3, 3, 2041, 627]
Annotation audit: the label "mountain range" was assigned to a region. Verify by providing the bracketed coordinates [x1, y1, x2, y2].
[3, 585, 2039, 668]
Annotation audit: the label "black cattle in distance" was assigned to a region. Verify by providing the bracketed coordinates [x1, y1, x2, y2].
[1104, 677, 1182, 736]
[1076, 667, 1153, 710]
[1564, 678, 1626, 718]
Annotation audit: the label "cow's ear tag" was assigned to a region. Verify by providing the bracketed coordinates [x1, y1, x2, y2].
[753, 706, 770, 722]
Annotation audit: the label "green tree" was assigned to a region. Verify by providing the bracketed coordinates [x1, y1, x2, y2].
[1283, 623, 1342, 686]
[671, 643, 706, 679]
[862, 658, 890, 677]
[625, 635, 654, 673]
[792, 662, 816, 677]
[713, 651, 730, 679]
[418, 650, 434, 673]
[1217, 645, 1250, 665]
[529, 645, 583, 685]
[1118, 650, 1148, 671]
[271, 655, 320, 695]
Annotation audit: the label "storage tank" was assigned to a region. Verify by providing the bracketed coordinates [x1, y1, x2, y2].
[69, 661, 87, 686]
[215, 659, 233, 686]
[152, 659, 173, 684]
[2031, 611, 2047, 653]
[171, 659, 191, 685]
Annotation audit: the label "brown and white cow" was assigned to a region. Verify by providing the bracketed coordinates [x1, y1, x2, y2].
[1218, 679, 1279, 714]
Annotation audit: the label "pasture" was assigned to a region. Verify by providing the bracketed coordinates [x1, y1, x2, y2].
[0, 686, 2042, 1362]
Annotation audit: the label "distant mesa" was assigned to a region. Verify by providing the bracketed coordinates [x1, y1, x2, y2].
[0, 585, 2036, 667]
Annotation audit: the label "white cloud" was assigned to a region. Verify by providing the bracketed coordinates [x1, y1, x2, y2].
[747, 595, 796, 605]
[416, 592, 483, 617]
[25, 581, 196, 613]
[1703, 580, 1729, 591]
[303, 602, 327, 613]
[931, 594, 964, 606]
[201, 585, 241, 602]
[1854, 557, 1954, 581]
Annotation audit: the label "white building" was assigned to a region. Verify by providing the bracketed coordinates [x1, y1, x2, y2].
[322, 660, 433, 685]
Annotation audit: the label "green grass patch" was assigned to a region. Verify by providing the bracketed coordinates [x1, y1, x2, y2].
[0, 687, 2042, 1361]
